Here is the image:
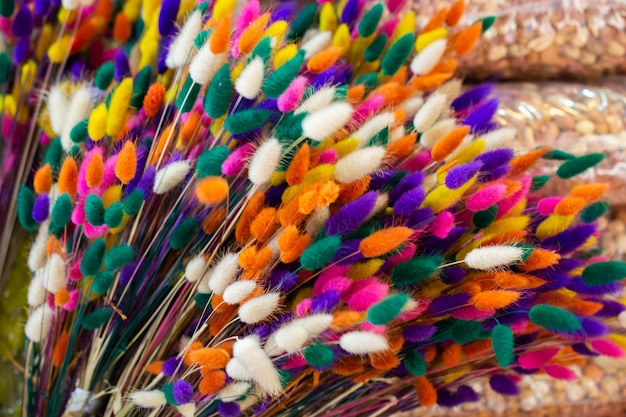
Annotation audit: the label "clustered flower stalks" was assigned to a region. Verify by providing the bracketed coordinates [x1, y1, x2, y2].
[3, 0, 626, 416]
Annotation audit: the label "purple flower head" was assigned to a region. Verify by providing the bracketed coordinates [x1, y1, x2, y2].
[331, 239, 363, 265]
[567, 276, 621, 295]
[440, 266, 466, 284]
[572, 342, 599, 356]
[265, 183, 288, 207]
[556, 258, 583, 272]
[370, 169, 394, 190]
[13, 36, 30, 64]
[457, 385, 479, 402]
[479, 164, 510, 182]
[341, 0, 359, 24]
[445, 161, 482, 189]
[71, 60, 86, 81]
[172, 379, 194, 404]
[271, 4, 292, 22]
[32, 194, 50, 223]
[267, 267, 299, 292]
[408, 207, 434, 228]
[394, 362, 410, 378]
[462, 98, 499, 133]
[428, 293, 471, 316]
[252, 323, 272, 339]
[325, 191, 378, 236]
[575, 317, 607, 338]
[218, 401, 241, 417]
[34, 0, 50, 16]
[595, 299, 626, 318]
[256, 98, 279, 112]
[541, 224, 596, 254]
[489, 374, 520, 396]
[535, 271, 568, 292]
[313, 65, 351, 89]
[114, 50, 130, 82]
[423, 226, 466, 255]
[451, 85, 493, 112]
[394, 187, 425, 216]
[162, 357, 184, 377]
[13, 6, 34, 38]
[402, 324, 436, 342]
[137, 167, 156, 200]
[158, 0, 181, 37]
[436, 387, 474, 407]
[475, 148, 514, 171]
[311, 290, 340, 313]
[389, 172, 424, 202]
[158, 35, 173, 74]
